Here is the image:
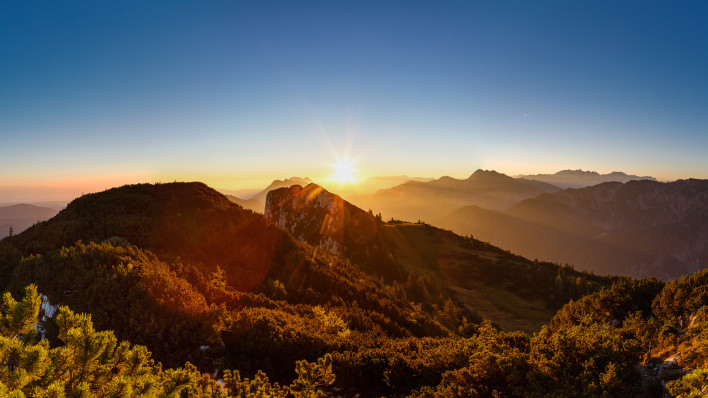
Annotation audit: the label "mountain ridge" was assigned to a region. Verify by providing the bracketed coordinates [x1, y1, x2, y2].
[349, 169, 561, 223]
[437, 178, 708, 279]
[516, 169, 658, 189]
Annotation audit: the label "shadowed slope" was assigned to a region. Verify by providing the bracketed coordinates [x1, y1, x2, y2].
[438, 179, 708, 279]
[2, 182, 288, 291]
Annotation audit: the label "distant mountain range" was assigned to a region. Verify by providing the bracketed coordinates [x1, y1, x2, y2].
[0, 204, 59, 238]
[322, 175, 434, 197]
[223, 175, 433, 213]
[437, 179, 708, 279]
[349, 169, 561, 222]
[516, 169, 658, 189]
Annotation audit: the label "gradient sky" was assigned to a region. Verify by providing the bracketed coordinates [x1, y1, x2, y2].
[2, 1, 707, 201]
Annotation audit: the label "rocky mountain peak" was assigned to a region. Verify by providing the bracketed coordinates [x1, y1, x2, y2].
[265, 184, 347, 254]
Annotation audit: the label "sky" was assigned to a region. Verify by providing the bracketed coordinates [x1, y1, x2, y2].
[1, 1, 707, 202]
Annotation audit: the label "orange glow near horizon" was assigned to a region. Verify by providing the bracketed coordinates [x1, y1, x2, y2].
[0, 171, 154, 203]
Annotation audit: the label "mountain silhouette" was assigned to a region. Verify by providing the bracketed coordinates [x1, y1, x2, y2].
[0, 204, 59, 238]
[350, 169, 560, 223]
[516, 169, 658, 189]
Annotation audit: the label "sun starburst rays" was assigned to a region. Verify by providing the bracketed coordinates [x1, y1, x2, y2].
[331, 158, 357, 184]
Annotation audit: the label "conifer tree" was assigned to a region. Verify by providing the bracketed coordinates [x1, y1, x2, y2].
[0, 284, 338, 398]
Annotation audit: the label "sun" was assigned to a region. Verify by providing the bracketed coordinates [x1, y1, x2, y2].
[331, 158, 357, 184]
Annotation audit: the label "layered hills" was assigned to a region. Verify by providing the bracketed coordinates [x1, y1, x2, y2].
[438, 179, 708, 279]
[349, 169, 561, 223]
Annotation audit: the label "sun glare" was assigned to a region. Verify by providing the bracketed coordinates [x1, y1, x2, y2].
[331, 158, 357, 184]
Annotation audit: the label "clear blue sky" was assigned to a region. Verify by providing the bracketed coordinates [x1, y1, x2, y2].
[1, 1, 707, 200]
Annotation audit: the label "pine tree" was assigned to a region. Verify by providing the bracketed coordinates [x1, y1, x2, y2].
[290, 354, 335, 398]
[0, 284, 339, 398]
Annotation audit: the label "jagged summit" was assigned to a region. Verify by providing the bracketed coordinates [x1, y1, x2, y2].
[556, 169, 601, 176]
[468, 169, 506, 179]
[517, 169, 657, 189]
[268, 176, 313, 188]
[266, 183, 386, 270]
[226, 176, 314, 213]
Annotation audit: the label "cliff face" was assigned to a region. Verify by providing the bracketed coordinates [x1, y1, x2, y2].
[265, 183, 385, 266]
[266, 184, 347, 254]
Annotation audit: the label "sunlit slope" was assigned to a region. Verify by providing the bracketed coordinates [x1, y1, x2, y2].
[266, 183, 612, 332]
[437, 179, 708, 279]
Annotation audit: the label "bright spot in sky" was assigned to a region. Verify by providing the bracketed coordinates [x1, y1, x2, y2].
[331, 158, 357, 184]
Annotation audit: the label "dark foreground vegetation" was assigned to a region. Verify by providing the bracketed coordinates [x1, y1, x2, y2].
[0, 182, 707, 397]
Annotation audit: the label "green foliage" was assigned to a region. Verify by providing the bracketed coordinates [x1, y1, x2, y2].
[653, 268, 708, 324]
[2, 237, 459, 391]
[530, 322, 643, 397]
[0, 285, 48, 392]
[7, 242, 225, 367]
[666, 368, 708, 398]
[413, 321, 531, 397]
[290, 354, 335, 398]
[549, 277, 664, 331]
[0, 285, 336, 398]
[408, 319, 644, 398]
